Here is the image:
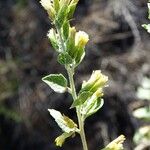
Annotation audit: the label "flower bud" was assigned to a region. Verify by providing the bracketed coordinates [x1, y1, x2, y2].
[69, 27, 76, 40]
[55, 132, 74, 147]
[94, 88, 103, 98]
[47, 28, 59, 51]
[82, 70, 108, 93]
[55, 135, 65, 147]
[75, 31, 89, 48]
[104, 135, 125, 150]
[88, 88, 103, 103]
[67, 27, 76, 57]
[40, 0, 55, 20]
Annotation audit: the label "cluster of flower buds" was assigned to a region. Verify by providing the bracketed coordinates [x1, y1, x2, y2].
[81, 70, 108, 93]
[72, 70, 108, 119]
[81, 71, 108, 117]
[40, 0, 79, 27]
[41, 0, 89, 67]
[103, 135, 126, 150]
[66, 27, 89, 65]
[47, 26, 89, 66]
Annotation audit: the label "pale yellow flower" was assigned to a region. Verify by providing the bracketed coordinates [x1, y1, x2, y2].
[55, 132, 74, 147]
[104, 135, 126, 150]
[75, 31, 89, 48]
[82, 70, 108, 89]
[55, 135, 65, 147]
[94, 88, 103, 98]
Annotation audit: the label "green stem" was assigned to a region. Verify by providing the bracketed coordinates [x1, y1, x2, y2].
[67, 66, 88, 150]
[56, 26, 88, 150]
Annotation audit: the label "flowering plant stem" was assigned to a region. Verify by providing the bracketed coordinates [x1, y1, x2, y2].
[57, 26, 88, 150]
[40, 0, 125, 149]
[67, 66, 88, 150]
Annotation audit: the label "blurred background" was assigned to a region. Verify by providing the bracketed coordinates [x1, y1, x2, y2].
[0, 0, 150, 150]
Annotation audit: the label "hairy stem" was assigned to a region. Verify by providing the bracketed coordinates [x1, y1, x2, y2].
[67, 66, 88, 150]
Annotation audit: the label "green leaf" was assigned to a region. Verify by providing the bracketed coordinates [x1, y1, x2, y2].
[67, 2, 78, 19]
[62, 21, 70, 40]
[133, 107, 150, 121]
[57, 52, 73, 65]
[80, 95, 104, 120]
[55, 4, 68, 28]
[75, 48, 85, 66]
[85, 98, 104, 119]
[42, 74, 67, 93]
[48, 109, 78, 133]
[71, 91, 93, 108]
[47, 29, 59, 51]
[53, 0, 60, 12]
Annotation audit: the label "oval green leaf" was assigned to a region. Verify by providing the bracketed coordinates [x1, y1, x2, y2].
[42, 74, 67, 93]
[57, 52, 73, 65]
